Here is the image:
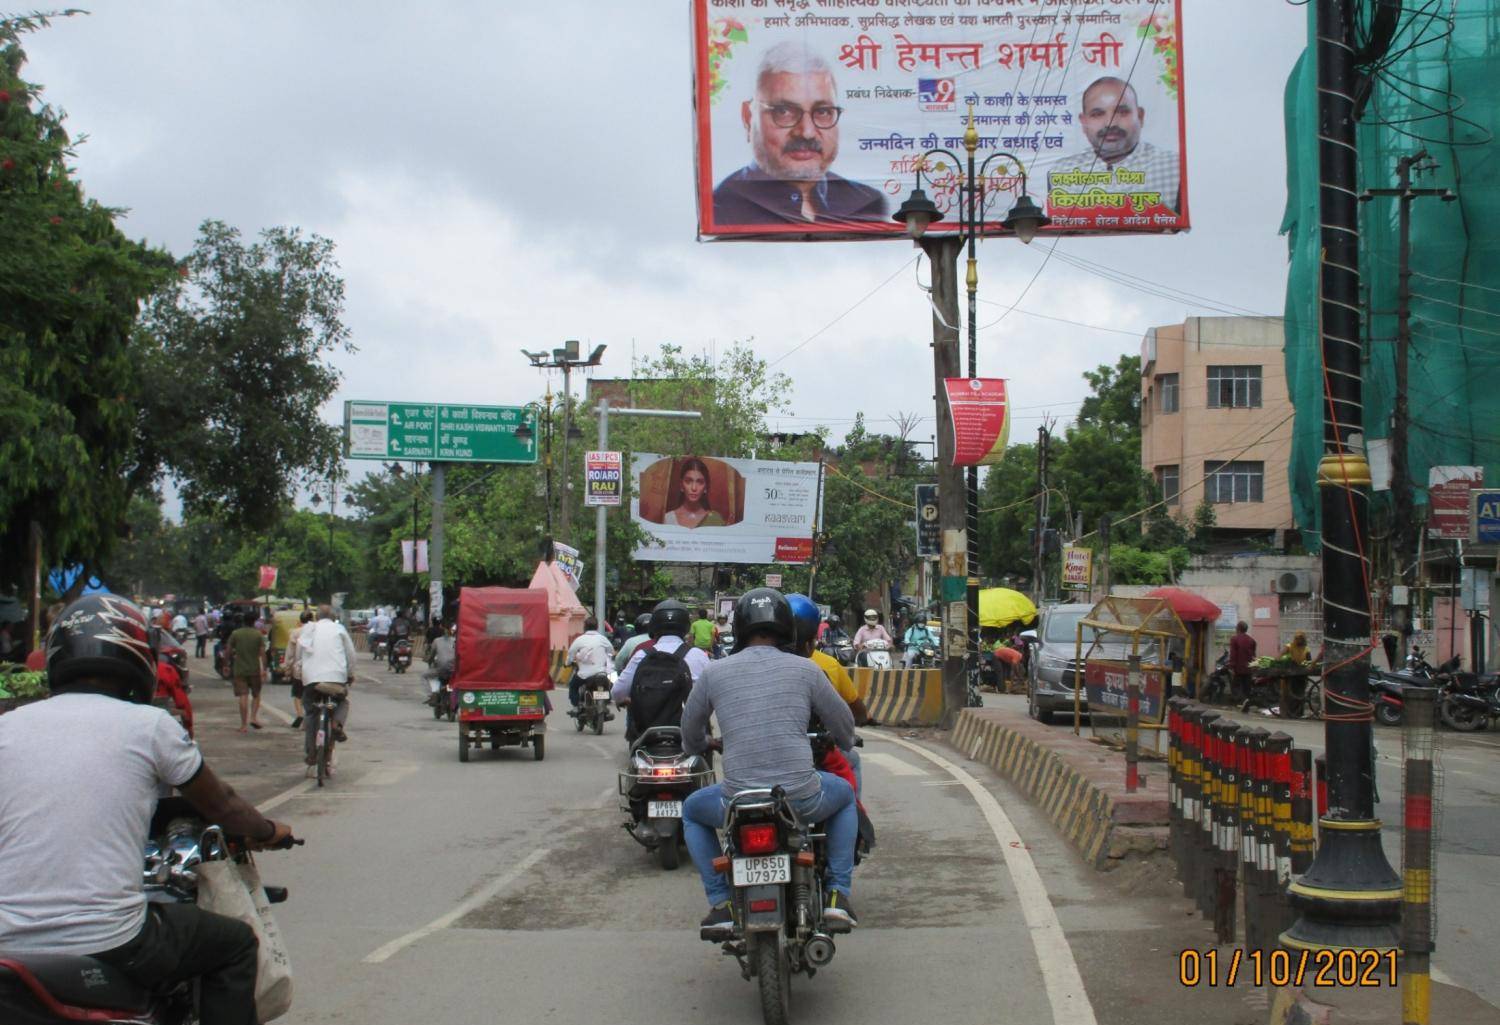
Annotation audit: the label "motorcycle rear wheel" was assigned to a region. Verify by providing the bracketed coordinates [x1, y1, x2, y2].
[753, 933, 791, 1025]
[592, 711, 605, 736]
[656, 827, 681, 870]
[1375, 702, 1404, 727]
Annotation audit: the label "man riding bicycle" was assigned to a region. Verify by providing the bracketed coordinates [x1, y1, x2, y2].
[298, 605, 356, 777]
[0, 595, 294, 1025]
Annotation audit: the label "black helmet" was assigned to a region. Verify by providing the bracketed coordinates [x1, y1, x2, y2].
[46, 595, 158, 703]
[634, 613, 652, 634]
[731, 588, 794, 654]
[648, 599, 691, 639]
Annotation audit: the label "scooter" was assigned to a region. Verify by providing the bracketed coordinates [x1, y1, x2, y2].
[573, 673, 616, 735]
[620, 725, 714, 870]
[427, 664, 455, 721]
[859, 638, 894, 670]
[0, 798, 299, 1025]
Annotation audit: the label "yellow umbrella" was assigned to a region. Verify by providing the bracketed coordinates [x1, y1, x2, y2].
[979, 587, 1038, 629]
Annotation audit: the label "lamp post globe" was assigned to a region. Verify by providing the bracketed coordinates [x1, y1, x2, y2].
[893, 187, 944, 241]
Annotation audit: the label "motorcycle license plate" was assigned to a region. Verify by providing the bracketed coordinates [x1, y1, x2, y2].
[648, 800, 683, 818]
[732, 854, 790, 887]
[593, 690, 611, 701]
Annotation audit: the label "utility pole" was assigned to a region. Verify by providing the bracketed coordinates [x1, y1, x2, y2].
[522, 341, 607, 544]
[1363, 150, 1454, 586]
[1283, 0, 1402, 953]
[429, 463, 445, 625]
[1032, 425, 1049, 602]
[1098, 513, 1112, 600]
[923, 234, 968, 728]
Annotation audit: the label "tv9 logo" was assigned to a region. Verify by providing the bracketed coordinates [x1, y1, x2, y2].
[918, 78, 956, 112]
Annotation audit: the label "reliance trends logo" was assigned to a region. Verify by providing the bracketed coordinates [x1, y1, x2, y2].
[919, 78, 956, 112]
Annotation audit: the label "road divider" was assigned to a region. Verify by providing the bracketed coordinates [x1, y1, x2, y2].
[853, 667, 942, 726]
[951, 707, 1169, 869]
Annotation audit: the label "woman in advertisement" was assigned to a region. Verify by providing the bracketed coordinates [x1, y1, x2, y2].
[667, 457, 726, 529]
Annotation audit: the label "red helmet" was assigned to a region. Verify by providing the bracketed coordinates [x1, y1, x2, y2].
[46, 595, 159, 703]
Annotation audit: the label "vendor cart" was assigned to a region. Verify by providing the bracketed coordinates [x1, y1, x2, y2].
[1251, 662, 1323, 719]
[452, 587, 554, 763]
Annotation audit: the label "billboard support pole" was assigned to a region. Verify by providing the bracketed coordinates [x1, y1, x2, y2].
[430, 463, 445, 625]
[921, 234, 967, 728]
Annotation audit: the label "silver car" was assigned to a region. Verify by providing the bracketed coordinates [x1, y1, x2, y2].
[1027, 603, 1130, 724]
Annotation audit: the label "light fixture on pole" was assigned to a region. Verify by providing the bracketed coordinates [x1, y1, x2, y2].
[522, 341, 607, 543]
[890, 105, 1050, 727]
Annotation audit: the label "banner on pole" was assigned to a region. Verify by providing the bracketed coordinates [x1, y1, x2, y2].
[257, 565, 278, 592]
[585, 451, 624, 507]
[401, 540, 429, 574]
[554, 542, 584, 591]
[944, 378, 1011, 466]
[1428, 466, 1483, 539]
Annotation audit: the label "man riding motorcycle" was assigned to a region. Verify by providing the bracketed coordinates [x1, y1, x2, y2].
[680, 588, 858, 936]
[613, 613, 654, 673]
[0, 595, 295, 1025]
[612, 600, 712, 741]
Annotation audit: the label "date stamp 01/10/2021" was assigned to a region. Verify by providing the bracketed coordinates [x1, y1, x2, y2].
[1179, 949, 1399, 988]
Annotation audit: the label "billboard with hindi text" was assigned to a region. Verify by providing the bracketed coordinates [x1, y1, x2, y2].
[693, 0, 1188, 240]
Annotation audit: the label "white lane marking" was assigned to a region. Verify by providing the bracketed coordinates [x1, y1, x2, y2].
[257, 702, 294, 725]
[359, 763, 421, 787]
[871, 732, 1099, 1025]
[585, 739, 615, 760]
[919, 780, 967, 787]
[362, 847, 551, 964]
[861, 751, 927, 777]
[259, 780, 315, 813]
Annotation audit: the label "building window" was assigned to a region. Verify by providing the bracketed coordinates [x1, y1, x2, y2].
[1156, 465, 1180, 505]
[1205, 460, 1265, 503]
[1157, 373, 1179, 413]
[1207, 365, 1262, 409]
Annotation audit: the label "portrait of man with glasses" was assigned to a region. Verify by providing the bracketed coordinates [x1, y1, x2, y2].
[712, 42, 888, 227]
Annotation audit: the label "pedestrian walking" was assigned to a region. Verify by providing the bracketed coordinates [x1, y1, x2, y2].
[285, 610, 313, 729]
[192, 610, 210, 658]
[226, 611, 266, 733]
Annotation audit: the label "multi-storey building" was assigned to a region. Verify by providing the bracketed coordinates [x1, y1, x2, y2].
[1140, 316, 1294, 546]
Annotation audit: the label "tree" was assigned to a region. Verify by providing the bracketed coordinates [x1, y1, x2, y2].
[978, 440, 1040, 583]
[0, 16, 176, 595]
[132, 220, 354, 531]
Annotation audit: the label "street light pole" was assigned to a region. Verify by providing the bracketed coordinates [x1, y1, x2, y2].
[523, 341, 607, 545]
[892, 105, 1050, 727]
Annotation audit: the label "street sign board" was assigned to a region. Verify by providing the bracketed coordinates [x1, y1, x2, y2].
[343, 401, 537, 464]
[1428, 465, 1482, 539]
[765, 573, 782, 588]
[1472, 490, 1500, 544]
[914, 484, 940, 558]
[1061, 546, 1092, 591]
[584, 450, 623, 507]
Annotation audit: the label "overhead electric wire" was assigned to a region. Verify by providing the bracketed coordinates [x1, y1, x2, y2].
[767, 256, 919, 368]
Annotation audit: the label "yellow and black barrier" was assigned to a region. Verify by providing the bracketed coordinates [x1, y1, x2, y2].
[548, 651, 574, 688]
[852, 667, 943, 727]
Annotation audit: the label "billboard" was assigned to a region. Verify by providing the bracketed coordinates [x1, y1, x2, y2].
[945, 378, 1010, 465]
[584, 450, 624, 507]
[1083, 659, 1165, 724]
[1428, 466, 1482, 539]
[1061, 545, 1092, 591]
[693, 0, 1188, 240]
[631, 453, 820, 563]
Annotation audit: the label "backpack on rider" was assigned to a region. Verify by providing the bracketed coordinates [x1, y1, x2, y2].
[625, 644, 694, 743]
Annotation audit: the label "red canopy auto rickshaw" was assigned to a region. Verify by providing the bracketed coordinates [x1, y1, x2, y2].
[452, 587, 554, 763]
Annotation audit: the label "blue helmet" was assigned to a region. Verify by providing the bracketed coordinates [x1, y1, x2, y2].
[785, 593, 820, 648]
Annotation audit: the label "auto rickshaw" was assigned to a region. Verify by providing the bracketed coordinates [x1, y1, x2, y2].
[268, 606, 312, 685]
[452, 586, 553, 762]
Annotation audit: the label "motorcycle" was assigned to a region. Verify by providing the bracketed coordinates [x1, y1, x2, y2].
[391, 637, 413, 674]
[372, 636, 388, 662]
[1371, 673, 1407, 726]
[427, 664, 456, 721]
[1435, 659, 1500, 732]
[619, 725, 715, 870]
[574, 673, 616, 735]
[703, 763, 856, 1024]
[0, 798, 299, 1025]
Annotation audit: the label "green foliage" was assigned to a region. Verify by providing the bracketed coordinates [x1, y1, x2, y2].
[1108, 543, 1189, 585]
[0, 27, 176, 591]
[133, 221, 353, 531]
[978, 440, 1039, 584]
[1188, 499, 1217, 553]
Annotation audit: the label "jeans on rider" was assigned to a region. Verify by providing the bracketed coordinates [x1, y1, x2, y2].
[93, 903, 258, 1025]
[303, 694, 349, 760]
[683, 771, 857, 908]
[569, 671, 606, 708]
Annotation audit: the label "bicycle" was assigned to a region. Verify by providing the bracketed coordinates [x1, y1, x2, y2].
[307, 686, 348, 787]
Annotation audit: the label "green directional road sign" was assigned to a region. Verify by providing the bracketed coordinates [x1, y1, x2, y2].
[343, 400, 537, 464]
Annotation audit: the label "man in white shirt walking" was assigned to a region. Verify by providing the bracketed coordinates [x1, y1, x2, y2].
[298, 605, 357, 776]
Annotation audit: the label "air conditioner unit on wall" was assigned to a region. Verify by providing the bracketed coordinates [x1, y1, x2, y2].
[1273, 571, 1313, 594]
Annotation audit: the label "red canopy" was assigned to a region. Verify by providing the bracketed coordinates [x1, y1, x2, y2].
[1145, 587, 1222, 624]
[453, 587, 553, 691]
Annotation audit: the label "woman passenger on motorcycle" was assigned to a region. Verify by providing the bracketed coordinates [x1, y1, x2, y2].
[0, 595, 294, 1025]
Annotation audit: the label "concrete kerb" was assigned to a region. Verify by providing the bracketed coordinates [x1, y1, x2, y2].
[947, 707, 1170, 869]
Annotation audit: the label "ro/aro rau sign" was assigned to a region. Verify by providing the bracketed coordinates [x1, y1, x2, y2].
[585, 451, 623, 508]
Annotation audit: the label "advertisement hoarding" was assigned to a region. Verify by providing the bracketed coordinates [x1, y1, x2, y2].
[944, 378, 1011, 466]
[1428, 466, 1482, 539]
[584, 451, 624, 507]
[631, 453, 820, 564]
[693, 0, 1188, 240]
[1061, 545, 1092, 591]
[1083, 659, 1165, 724]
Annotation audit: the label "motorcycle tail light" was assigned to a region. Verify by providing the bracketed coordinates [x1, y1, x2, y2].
[749, 899, 778, 913]
[737, 823, 779, 855]
[651, 767, 681, 778]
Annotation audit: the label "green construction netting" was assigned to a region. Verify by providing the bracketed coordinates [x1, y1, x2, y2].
[1282, 2, 1500, 550]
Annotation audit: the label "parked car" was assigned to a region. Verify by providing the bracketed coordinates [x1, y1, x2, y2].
[1027, 603, 1128, 724]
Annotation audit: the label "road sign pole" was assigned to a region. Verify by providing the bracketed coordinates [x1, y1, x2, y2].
[594, 400, 609, 623]
[430, 462, 445, 625]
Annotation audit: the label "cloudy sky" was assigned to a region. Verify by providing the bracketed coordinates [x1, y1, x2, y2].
[22, 1, 1307, 468]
